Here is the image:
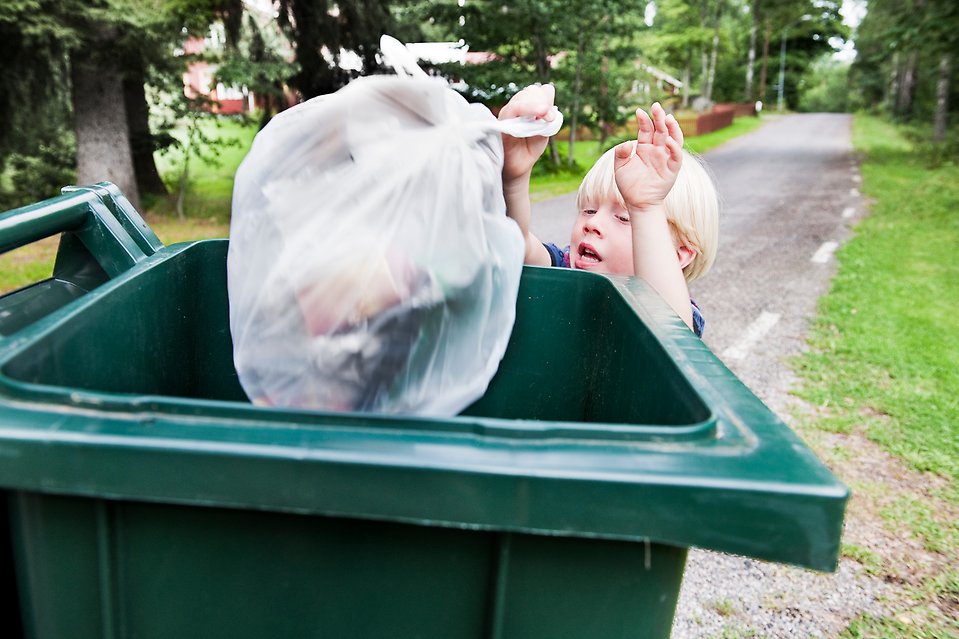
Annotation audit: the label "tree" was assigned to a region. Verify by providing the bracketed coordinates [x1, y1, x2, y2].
[920, 0, 957, 141]
[428, 0, 571, 165]
[0, 0, 224, 208]
[0, 0, 282, 210]
[275, 0, 405, 99]
[428, 0, 644, 166]
[214, 12, 300, 129]
[69, 5, 142, 205]
[644, 0, 714, 108]
[852, 0, 957, 142]
[797, 55, 853, 112]
[550, 1, 646, 162]
[0, 1, 78, 206]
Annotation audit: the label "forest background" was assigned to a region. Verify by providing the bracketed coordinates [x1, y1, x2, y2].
[0, 0, 955, 217]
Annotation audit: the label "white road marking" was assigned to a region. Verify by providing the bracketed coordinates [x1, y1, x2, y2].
[722, 311, 781, 361]
[850, 187, 860, 197]
[811, 241, 839, 263]
[852, 173, 861, 183]
[842, 206, 856, 218]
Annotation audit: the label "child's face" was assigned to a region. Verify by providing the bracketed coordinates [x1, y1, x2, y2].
[569, 196, 634, 275]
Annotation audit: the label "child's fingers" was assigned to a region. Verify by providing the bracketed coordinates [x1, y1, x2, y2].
[634, 108, 654, 145]
[525, 83, 556, 120]
[542, 82, 556, 102]
[651, 102, 668, 147]
[664, 136, 683, 168]
[614, 140, 636, 164]
[665, 113, 685, 147]
[501, 83, 555, 120]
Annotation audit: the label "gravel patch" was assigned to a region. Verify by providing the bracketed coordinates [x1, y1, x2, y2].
[669, 375, 897, 638]
[672, 550, 893, 638]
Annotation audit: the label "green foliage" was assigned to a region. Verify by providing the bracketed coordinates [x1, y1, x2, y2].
[798, 55, 856, 113]
[0, 137, 76, 210]
[794, 114, 959, 491]
[429, 0, 646, 156]
[0, 0, 74, 159]
[153, 116, 255, 220]
[852, 0, 958, 130]
[642, 0, 846, 109]
[276, 0, 413, 98]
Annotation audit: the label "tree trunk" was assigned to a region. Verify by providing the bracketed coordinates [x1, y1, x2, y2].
[682, 55, 691, 108]
[592, 15, 612, 150]
[123, 63, 168, 197]
[897, 52, 918, 118]
[698, 0, 710, 98]
[745, 12, 757, 101]
[886, 52, 900, 114]
[531, 36, 560, 166]
[72, 51, 140, 209]
[758, 19, 772, 105]
[705, 5, 721, 102]
[598, 51, 610, 149]
[567, 33, 584, 168]
[700, 48, 709, 98]
[933, 53, 951, 142]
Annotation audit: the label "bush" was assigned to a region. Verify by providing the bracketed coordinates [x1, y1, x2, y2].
[798, 56, 859, 113]
[0, 132, 76, 210]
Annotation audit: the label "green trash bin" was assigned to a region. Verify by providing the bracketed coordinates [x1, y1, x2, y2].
[0, 185, 847, 639]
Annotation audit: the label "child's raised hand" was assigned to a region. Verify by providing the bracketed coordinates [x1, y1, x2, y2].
[499, 83, 556, 182]
[613, 103, 684, 213]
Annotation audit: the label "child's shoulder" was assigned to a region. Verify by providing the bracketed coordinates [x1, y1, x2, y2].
[543, 242, 571, 268]
[691, 299, 705, 337]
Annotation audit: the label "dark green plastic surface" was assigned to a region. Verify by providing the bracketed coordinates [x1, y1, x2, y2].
[0, 186, 848, 639]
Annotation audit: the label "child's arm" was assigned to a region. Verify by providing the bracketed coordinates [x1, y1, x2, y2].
[614, 104, 695, 330]
[498, 84, 554, 266]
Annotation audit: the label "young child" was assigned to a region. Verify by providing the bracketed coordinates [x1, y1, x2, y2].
[498, 84, 719, 336]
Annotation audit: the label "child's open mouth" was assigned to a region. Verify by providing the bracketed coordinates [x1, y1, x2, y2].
[575, 243, 602, 268]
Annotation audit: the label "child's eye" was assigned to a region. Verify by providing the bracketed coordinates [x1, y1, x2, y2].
[617, 213, 630, 223]
[582, 209, 597, 216]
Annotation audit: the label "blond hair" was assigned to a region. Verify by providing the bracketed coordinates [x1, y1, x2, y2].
[576, 148, 719, 283]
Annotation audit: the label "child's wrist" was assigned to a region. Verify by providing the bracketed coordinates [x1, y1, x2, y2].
[627, 201, 667, 218]
[503, 173, 531, 195]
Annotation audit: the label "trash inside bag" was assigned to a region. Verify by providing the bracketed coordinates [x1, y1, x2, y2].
[228, 37, 562, 416]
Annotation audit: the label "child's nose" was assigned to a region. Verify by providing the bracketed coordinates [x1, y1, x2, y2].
[583, 216, 604, 236]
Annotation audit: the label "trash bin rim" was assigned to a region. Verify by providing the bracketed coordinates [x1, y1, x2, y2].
[0, 239, 849, 572]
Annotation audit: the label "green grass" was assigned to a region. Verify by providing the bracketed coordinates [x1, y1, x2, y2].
[794, 114, 959, 487]
[793, 113, 959, 638]
[840, 543, 886, 577]
[150, 116, 258, 221]
[685, 116, 764, 154]
[0, 238, 58, 295]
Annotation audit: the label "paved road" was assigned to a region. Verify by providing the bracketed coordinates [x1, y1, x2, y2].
[532, 113, 863, 402]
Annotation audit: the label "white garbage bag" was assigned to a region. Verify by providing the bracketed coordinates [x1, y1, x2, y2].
[227, 36, 562, 415]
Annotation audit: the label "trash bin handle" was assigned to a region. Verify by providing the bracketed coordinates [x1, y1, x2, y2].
[0, 185, 154, 276]
[0, 192, 90, 254]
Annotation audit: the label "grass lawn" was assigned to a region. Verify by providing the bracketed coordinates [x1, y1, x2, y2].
[793, 114, 959, 637]
[150, 116, 258, 222]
